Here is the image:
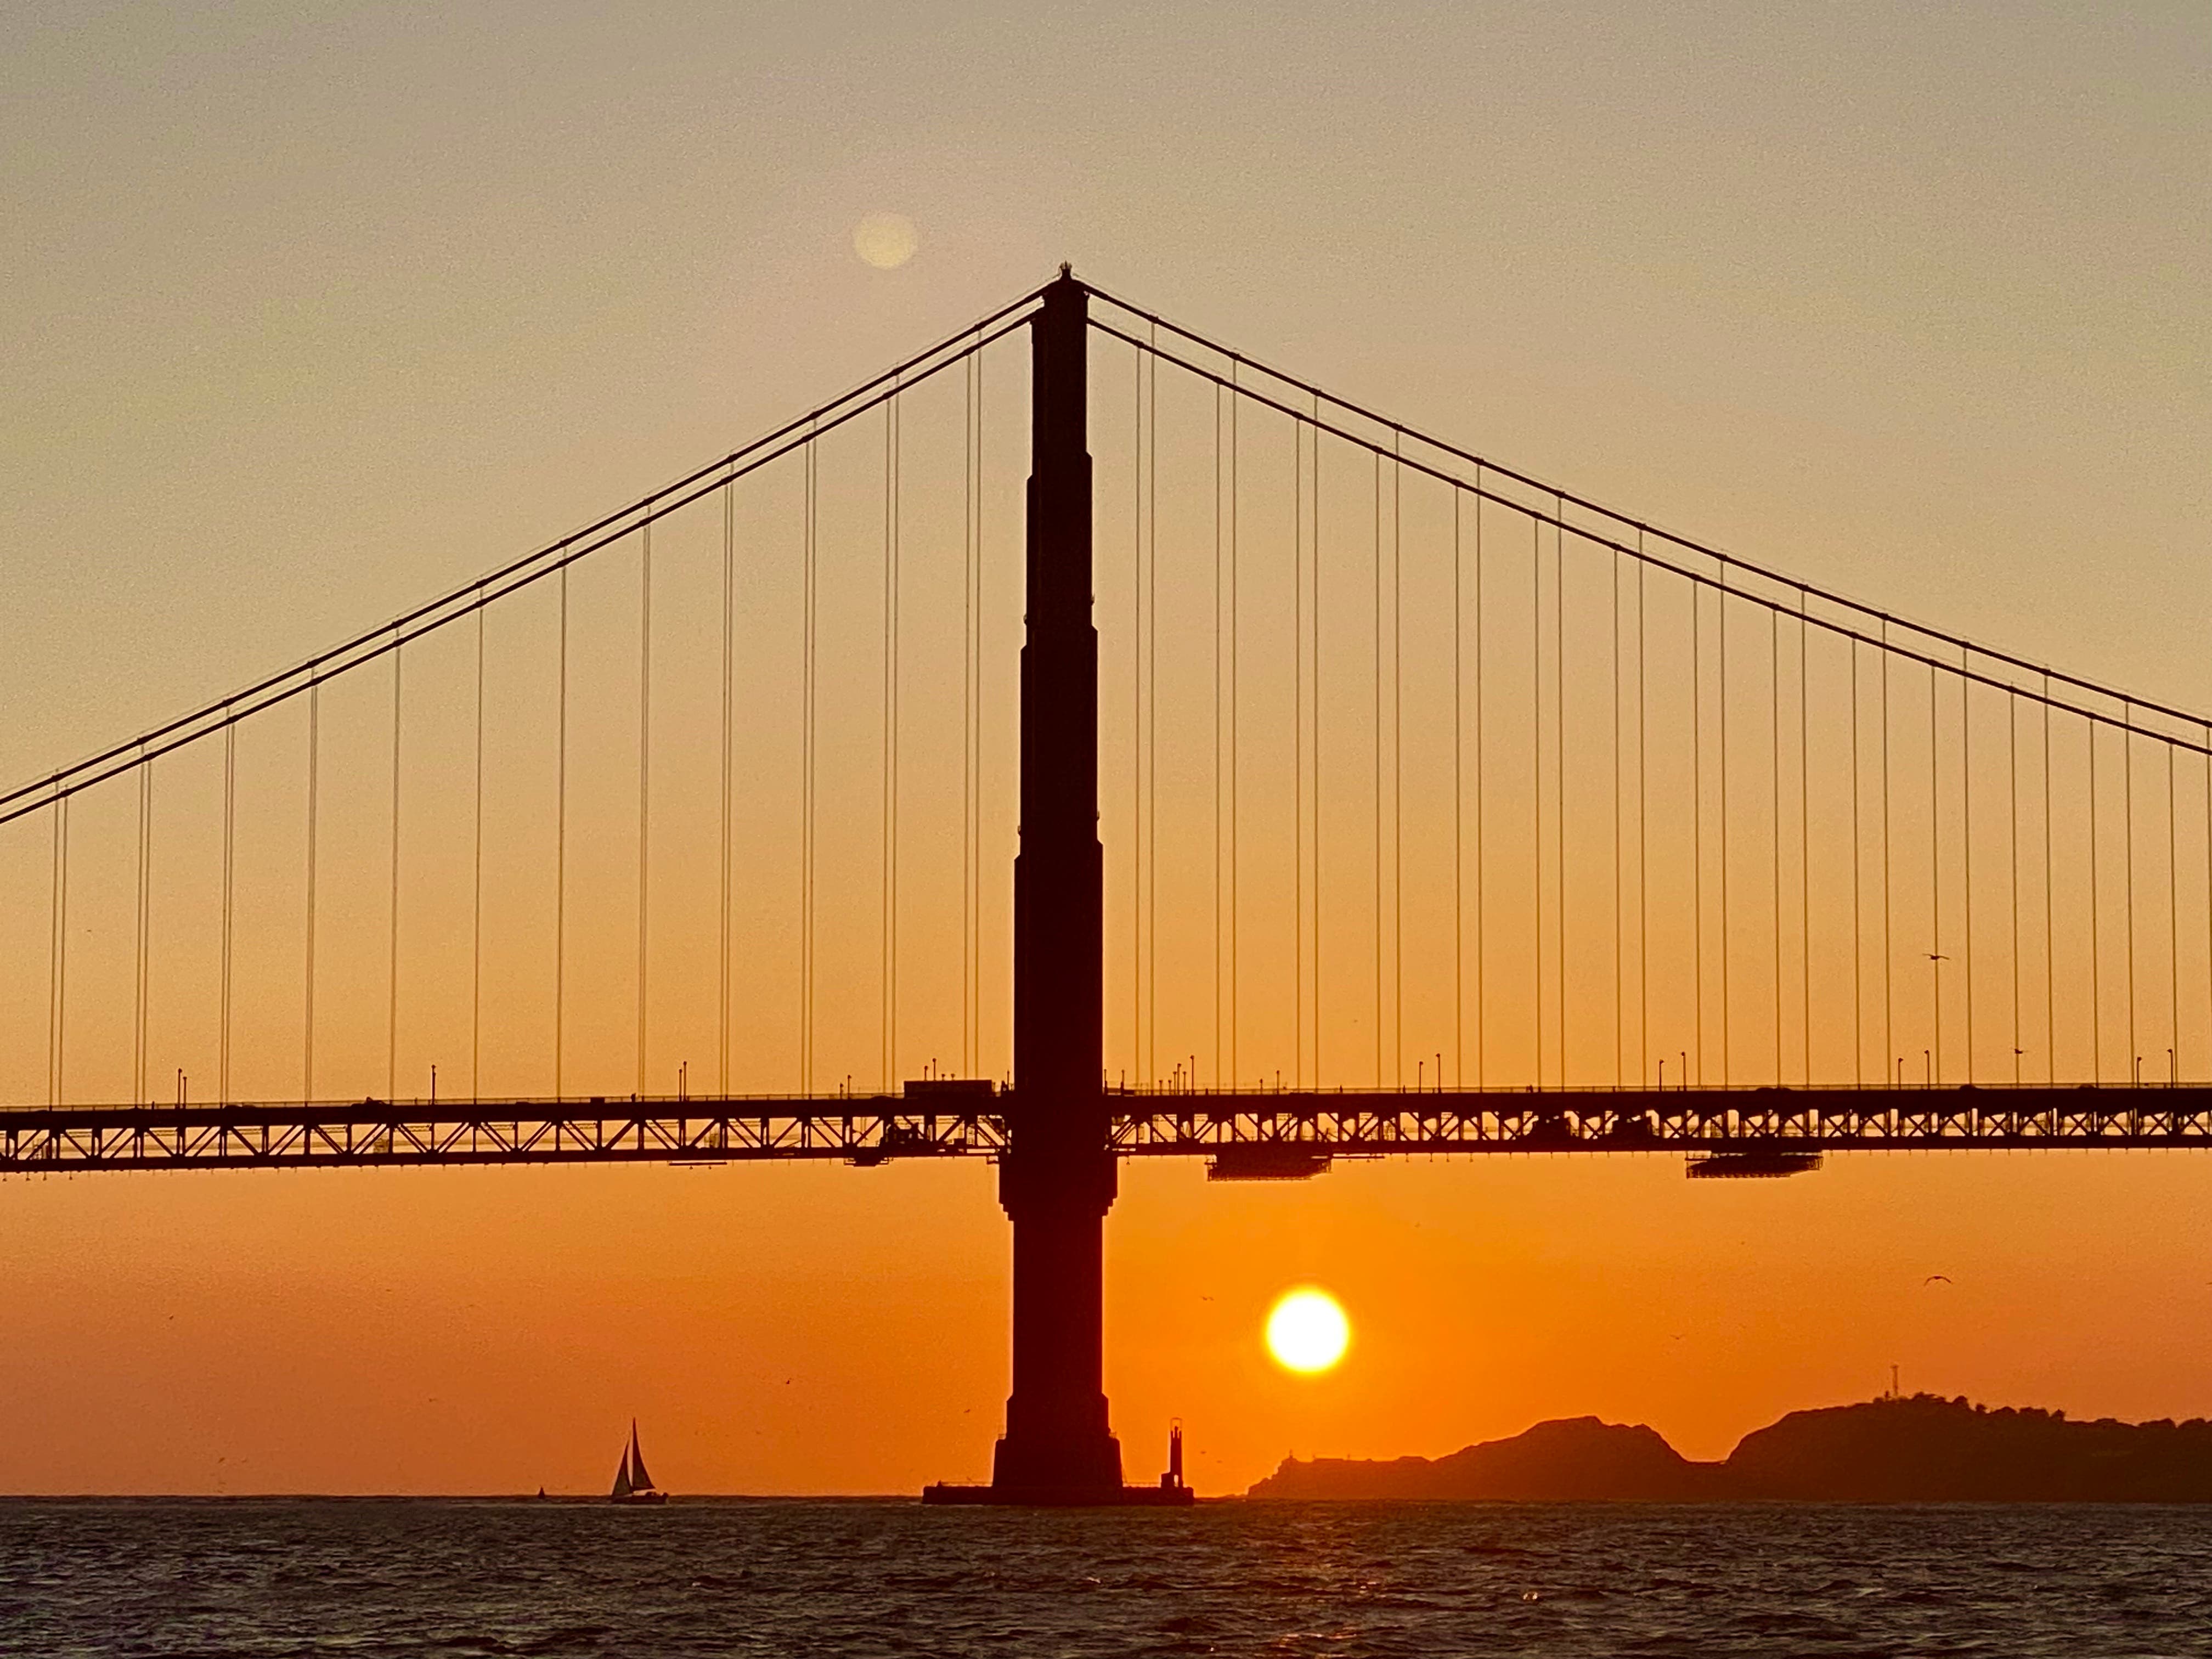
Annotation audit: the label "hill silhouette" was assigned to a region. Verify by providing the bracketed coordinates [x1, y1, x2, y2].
[1248, 1395, 2212, 1502]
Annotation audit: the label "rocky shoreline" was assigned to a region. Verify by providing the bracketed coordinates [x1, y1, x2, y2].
[1248, 1395, 2212, 1502]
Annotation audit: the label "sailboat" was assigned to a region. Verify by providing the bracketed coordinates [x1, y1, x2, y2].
[608, 1419, 668, 1505]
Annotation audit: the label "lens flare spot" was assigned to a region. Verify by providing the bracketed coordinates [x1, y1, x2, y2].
[1266, 1287, 1350, 1374]
[853, 212, 918, 269]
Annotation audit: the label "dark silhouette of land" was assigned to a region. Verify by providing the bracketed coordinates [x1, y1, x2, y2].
[1249, 1395, 2212, 1502]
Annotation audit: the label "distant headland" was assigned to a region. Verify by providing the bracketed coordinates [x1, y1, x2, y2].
[1249, 1395, 2212, 1502]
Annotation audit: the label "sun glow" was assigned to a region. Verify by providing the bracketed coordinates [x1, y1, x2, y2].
[1266, 1288, 1350, 1374]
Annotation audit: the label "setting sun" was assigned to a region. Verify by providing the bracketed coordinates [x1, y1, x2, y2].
[1266, 1288, 1351, 1374]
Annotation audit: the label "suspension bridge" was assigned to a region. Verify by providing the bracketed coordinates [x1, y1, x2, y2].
[7, 268, 2209, 1502]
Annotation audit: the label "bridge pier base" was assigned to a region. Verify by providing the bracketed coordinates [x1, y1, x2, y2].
[921, 1137, 1189, 1505]
[922, 1176, 1192, 1504]
[988, 1146, 1122, 1494]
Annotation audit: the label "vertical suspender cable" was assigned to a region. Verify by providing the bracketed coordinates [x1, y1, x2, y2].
[1637, 544, 1647, 1086]
[1214, 383, 1223, 1086]
[2009, 694, 2020, 1082]
[303, 687, 319, 1101]
[1851, 640, 1863, 1084]
[639, 524, 652, 1096]
[1227, 375, 1239, 1090]
[871, 389, 889, 1092]
[1380, 449, 1398, 1092]
[1453, 492, 1463, 1086]
[1773, 608, 1783, 1080]
[1963, 660, 1975, 1081]
[2167, 742, 2177, 1077]
[883, 402, 893, 1089]
[1707, 575, 1725, 1092]
[388, 637, 402, 1099]
[220, 720, 235, 1104]
[556, 564, 568, 1098]
[138, 752, 155, 1103]
[2124, 703, 2136, 1079]
[884, 389, 893, 1092]
[1293, 416, 1304, 1087]
[962, 357, 975, 1077]
[473, 601, 485, 1101]
[1313, 408, 1324, 1087]
[1882, 627, 1893, 1082]
[1362, 451, 1380, 1092]
[2044, 680, 2055, 1081]
[2090, 715, 2101, 1081]
[48, 797, 69, 1107]
[720, 473, 735, 1094]
[1392, 448, 1403, 1088]
[1928, 664, 1940, 1082]
[803, 434, 819, 1092]
[970, 351, 985, 1076]
[1613, 548, 1623, 1087]
[1133, 351, 1144, 1084]
[1146, 349, 1156, 1086]
[1800, 603, 1811, 1084]
[1532, 514, 1543, 1087]
[1693, 571, 1705, 1084]
[1475, 481, 1486, 1089]
[1554, 507, 1566, 1087]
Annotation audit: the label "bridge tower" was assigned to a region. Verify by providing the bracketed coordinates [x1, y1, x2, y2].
[927, 268, 1181, 1505]
[991, 263, 1121, 1499]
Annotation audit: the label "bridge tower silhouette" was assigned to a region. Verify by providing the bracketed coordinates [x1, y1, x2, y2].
[939, 270, 1151, 1503]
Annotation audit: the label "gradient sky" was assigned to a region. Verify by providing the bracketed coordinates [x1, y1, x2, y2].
[3, 0, 2208, 1494]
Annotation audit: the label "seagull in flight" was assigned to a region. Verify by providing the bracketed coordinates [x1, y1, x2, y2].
[1926, 952, 1950, 962]
[1925, 1273, 1953, 1285]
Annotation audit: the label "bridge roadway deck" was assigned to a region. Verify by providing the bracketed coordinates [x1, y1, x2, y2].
[4, 1084, 2212, 1173]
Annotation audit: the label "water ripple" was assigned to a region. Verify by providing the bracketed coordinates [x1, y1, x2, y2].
[3, 1498, 2210, 1656]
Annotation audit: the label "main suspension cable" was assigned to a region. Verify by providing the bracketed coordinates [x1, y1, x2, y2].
[9, 289, 1051, 817]
[1084, 286, 2205, 736]
[1093, 325, 2210, 758]
[7, 316, 1030, 830]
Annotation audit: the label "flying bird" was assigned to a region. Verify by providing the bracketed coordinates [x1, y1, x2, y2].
[1925, 1273, 1953, 1285]
[1926, 952, 1950, 962]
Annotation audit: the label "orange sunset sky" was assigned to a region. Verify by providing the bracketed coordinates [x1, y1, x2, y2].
[4, 1, 2207, 1494]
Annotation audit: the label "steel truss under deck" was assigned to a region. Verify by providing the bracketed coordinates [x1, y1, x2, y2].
[8, 1084, 2211, 1175]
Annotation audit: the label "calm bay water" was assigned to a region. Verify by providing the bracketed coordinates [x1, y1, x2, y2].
[5, 1498, 2210, 1657]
